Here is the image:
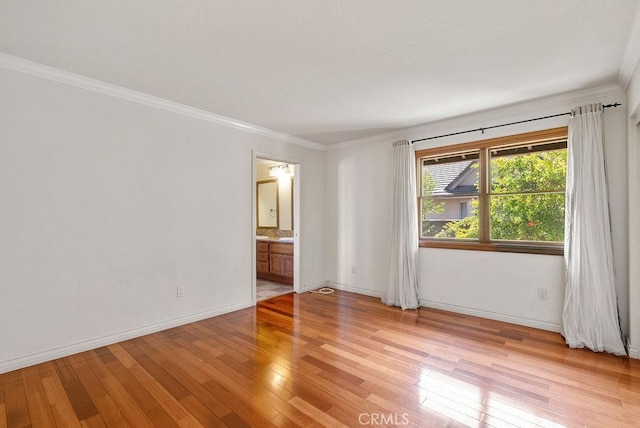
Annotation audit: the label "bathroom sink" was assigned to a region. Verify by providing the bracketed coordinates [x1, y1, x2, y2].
[278, 237, 294, 241]
[256, 235, 270, 239]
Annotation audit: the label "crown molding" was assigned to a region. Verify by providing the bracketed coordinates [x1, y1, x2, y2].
[0, 52, 326, 152]
[618, 3, 640, 91]
[328, 84, 625, 151]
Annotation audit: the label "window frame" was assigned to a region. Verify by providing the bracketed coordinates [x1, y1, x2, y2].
[415, 127, 568, 256]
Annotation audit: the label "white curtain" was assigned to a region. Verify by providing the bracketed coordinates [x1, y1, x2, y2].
[383, 140, 420, 310]
[562, 103, 626, 356]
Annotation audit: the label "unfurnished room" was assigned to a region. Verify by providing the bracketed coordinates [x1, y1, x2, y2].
[1, 1, 640, 427]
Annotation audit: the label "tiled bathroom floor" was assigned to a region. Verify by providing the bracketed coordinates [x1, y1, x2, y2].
[256, 279, 293, 301]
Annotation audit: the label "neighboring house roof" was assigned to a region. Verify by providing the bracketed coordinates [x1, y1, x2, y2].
[427, 160, 479, 197]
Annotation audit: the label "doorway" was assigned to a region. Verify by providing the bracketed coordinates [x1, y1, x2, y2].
[252, 154, 300, 304]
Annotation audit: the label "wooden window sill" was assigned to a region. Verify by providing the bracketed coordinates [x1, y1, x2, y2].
[419, 239, 563, 256]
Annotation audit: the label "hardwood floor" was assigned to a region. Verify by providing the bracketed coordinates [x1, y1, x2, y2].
[1, 290, 639, 427]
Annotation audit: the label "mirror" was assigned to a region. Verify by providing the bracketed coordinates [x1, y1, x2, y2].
[257, 179, 279, 228]
[256, 160, 295, 231]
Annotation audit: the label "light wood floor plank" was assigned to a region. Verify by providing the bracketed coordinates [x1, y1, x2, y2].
[0, 403, 6, 428]
[288, 396, 347, 428]
[127, 364, 201, 427]
[24, 391, 56, 428]
[79, 414, 106, 428]
[98, 376, 154, 428]
[41, 375, 82, 428]
[3, 371, 31, 428]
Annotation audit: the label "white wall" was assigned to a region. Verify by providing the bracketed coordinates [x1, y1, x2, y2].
[326, 85, 628, 334]
[626, 62, 640, 358]
[0, 66, 325, 373]
[325, 141, 393, 297]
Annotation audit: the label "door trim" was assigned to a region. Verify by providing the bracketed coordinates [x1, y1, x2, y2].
[251, 151, 301, 305]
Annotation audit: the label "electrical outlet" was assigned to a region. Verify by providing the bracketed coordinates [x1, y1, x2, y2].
[537, 287, 548, 300]
[177, 286, 184, 298]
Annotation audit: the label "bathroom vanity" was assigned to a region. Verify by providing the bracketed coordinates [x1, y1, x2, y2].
[256, 239, 293, 285]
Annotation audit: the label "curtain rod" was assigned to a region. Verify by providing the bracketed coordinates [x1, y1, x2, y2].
[411, 103, 621, 144]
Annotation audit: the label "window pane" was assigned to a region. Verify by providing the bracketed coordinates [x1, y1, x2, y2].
[490, 193, 565, 242]
[490, 147, 566, 194]
[422, 196, 479, 238]
[421, 156, 479, 238]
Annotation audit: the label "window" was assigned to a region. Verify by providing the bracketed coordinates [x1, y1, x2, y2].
[416, 127, 567, 255]
[421, 152, 479, 239]
[459, 202, 468, 219]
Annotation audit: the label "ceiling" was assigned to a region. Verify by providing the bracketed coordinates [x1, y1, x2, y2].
[1, 1, 638, 145]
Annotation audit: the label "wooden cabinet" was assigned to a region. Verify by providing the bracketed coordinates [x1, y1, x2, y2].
[282, 254, 294, 278]
[257, 240, 293, 285]
[256, 241, 270, 275]
[269, 253, 284, 275]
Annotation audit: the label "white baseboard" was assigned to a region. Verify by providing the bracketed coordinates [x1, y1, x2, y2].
[300, 281, 329, 292]
[0, 300, 254, 375]
[628, 340, 639, 359]
[420, 299, 562, 333]
[324, 284, 560, 333]
[327, 282, 385, 299]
